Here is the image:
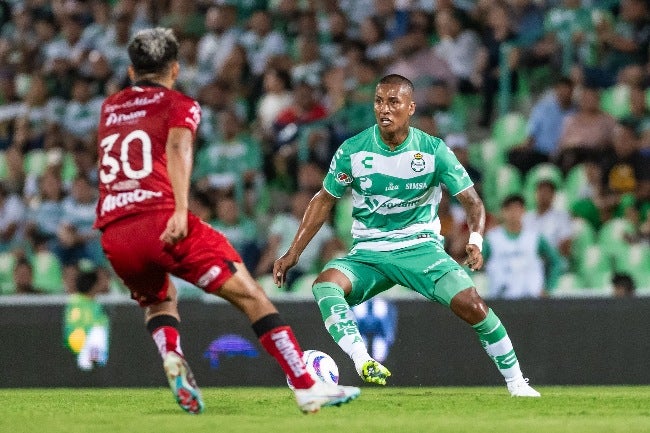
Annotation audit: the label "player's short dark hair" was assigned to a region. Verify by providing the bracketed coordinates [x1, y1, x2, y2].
[378, 74, 415, 94]
[128, 27, 179, 75]
[612, 273, 635, 294]
[501, 194, 525, 208]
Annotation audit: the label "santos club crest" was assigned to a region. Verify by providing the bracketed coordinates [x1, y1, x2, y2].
[411, 153, 426, 172]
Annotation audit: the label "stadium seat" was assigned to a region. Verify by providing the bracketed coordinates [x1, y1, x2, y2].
[23, 150, 47, 177]
[468, 138, 505, 178]
[610, 243, 650, 290]
[600, 84, 630, 119]
[552, 272, 583, 298]
[482, 163, 523, 213]
[523, 163, 565, 208]
[30, 250, 63, 294]
[0, 151, 8, 181]
[575, 245, 612, 292]
[0, 252, 16, 294]
[491, 112, 527, 152]
[570, 217, 596, 267]
[564, 164, 590, 209]
[61, 152, 78, 184]
[597, 218, 636, 248]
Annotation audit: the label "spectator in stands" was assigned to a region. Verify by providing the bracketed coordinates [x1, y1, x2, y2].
[371, 0, 410, 42]
[291, 35, 325, 88]
[580, 0, 650, 88]
[80, 0, 113, 52]
[211, 196, 261, 272]
[193, 108, 264, 215]
[508, 76, 576, 174]
[556, 85, 616, 173]
[12, 257, 37, 294]
[239, 10, 287, 77]
[386, 28, 456, 106]
[0, 181, 25, 253]
[97, 10, 134, 84]
[359, 16, 394, 68]
[25, 168, 65, 252]
[158, 0, 205, 38]
[433, 8, 482, 94]
[56, 175, 102, 267]
[597, 118, 650, 221]
[196, 4, 240, 88]
[419, 79, 466, 137]
[61, 73, 103, 144]
[255, 190, 339, 290]
[176, 35, 200, 98]
[484, 194, 564, 299]
[524, 179, 574, 258]
[474, 1, 520, 127]
[612, 272, 636, 297]
[318, 8, 351, 65]
[256, 67, 293, 139]
[15, 73, 63, 152]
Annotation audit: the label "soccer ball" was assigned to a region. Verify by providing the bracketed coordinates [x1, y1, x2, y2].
[287, 349, 339, 390]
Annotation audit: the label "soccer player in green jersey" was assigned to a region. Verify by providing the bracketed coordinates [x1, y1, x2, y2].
[273, 74, 540, 397]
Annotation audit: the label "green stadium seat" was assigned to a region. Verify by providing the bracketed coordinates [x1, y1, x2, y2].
[597, 218, 635, 248]
[600, 84, 630, 119]
[523, 163, 565, 208]
[30, 250, 63, 294]
[468, 138, 505, 177]
[575, 245, 612, 291]
[570, 217, 596, 267]
[0, 151, 8, 181]
[564, 164, 589, 209]
[552, 272, 582, 298]
[610, 243, 650, 290]
[23, 150, 47, 177]
[0, 252, 16, 294]
[491, 112, 527, 152]
[482, 163, 523, 213]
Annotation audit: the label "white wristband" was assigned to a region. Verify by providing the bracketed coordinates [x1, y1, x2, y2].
[468, 232, 483, 252]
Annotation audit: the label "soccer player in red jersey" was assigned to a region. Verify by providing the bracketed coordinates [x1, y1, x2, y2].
[94, 28, 359, 414]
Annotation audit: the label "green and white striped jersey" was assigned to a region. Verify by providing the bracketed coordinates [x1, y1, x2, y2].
[323, 125, 473, 251]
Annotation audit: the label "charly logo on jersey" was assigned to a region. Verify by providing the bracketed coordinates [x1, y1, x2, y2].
[411, 153, 426, 172]
[336, 172, 353, 185]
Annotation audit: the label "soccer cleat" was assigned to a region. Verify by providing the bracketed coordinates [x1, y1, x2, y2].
[506, 376, 541, 397]
[358, 359, 391, 385]
[163, 351, 205, 414]
[293, 381, 361, 413]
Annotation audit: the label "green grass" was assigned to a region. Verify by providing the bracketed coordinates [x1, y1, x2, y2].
[2, 386, 650, 433]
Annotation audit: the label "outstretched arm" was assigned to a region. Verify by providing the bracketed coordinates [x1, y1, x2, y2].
[273, 188, 338, 287]
[455, 186, 486, 271]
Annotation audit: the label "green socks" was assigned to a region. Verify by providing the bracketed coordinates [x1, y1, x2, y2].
[312, 282, 371, 372]
[473, 308, 522, 380]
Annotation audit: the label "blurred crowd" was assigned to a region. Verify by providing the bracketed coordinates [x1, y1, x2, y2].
[0, 0, 648, 299]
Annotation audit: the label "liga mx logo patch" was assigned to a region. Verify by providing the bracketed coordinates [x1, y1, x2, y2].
[411, 153, 425, 172]
[336, 172, 353, 185]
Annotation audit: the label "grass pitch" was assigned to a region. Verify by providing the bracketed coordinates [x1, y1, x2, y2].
[2, 386, 649, 433]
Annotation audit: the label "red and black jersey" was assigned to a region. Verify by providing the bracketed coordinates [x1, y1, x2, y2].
[95, 82, 201, 229]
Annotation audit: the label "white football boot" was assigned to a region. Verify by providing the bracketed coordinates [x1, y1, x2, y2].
[506, 376, 541, 397]
[294, 381, 361, 413]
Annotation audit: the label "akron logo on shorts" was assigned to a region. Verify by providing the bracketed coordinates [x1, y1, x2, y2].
[411, 153, 426, 172]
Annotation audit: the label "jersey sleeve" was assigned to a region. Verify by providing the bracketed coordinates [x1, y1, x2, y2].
[435, 140, 474, 195]
[168, 96, 201, 135]
[323, 145, 353, 198]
